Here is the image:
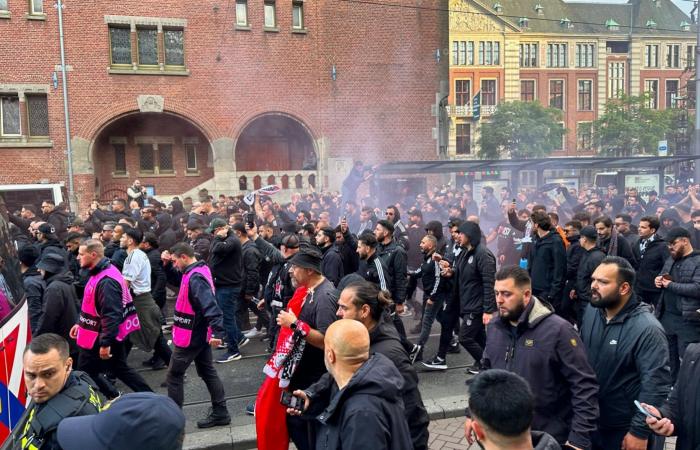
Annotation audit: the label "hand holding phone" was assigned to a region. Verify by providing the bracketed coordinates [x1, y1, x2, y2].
[281, 391, 307, 415]
[634, 400, 661, 420]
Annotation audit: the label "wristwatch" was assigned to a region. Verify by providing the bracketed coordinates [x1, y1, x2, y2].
[290, 321, 298, 330]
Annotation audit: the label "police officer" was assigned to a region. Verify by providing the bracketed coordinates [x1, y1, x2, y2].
[12, 333, 101, 450]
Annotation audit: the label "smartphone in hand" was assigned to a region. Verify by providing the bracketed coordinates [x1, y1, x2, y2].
[634, 400, 661, 420]
[280, 391, 304, 412]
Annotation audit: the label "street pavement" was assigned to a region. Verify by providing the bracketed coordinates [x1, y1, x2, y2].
[122, 311, 475, 449]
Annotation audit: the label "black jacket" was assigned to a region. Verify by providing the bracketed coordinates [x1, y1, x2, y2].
[37, 271, 79, 356]
[208, 231, 243, 287]
[580, 298, 671, 438]
[632, 235, 669, 298]
[407, 252, 450, 302]
[483, 297, 599, 448]
[599, 233, 638, 269]
[314, 353, 412, 450]
[46, 209, 71, 240]
[452, 223, 496, 315]
[528, 231, 567, 302]
[189, 233, 212, 262]
[659, 343, 700, 450]
[22, 266, 45, 334]
[144, 247, 167, 306]
[565, 236, 584, 284]
[335, 229, 359, 277]
[377, 241, 408, 304]
[88, 258, 128, 348]
[241, 239, 262, 297]
[358, 252, 392, 294]
[657, 251, 700, 327]
[575, 247, 606, 304]
[319, 244, 344, 287]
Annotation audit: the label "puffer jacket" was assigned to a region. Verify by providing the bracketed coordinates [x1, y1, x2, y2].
[656, 251, 700, 325]
[528, 231, 567, 302]
[452, 222, 496, 315]
[377, 241, 408, 304]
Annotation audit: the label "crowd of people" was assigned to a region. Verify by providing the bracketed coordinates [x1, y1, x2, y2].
[4, 171, 700, 450]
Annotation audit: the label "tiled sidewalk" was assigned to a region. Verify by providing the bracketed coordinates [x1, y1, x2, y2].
[428, 417, 677, 450]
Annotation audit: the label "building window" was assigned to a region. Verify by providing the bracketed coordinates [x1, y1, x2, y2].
[481, 79, 497, 106]
[26, 94, 49, 137]
[455, 80, 471, 107]
[644, 79, 659, 109]
[546, 43, 567, 68]
[163, 29, 185, 66]
[109, 26, 132, 66]
[521, 80, 535, 102]
[139, 143, 155, 173]
[453, 41, 475, 65]
[578, 80, 592, 111]
[575, 43, 595, 68]
[687, 45, 696, 68]
[113, 143, 127, 175]
[456, 123, 471, 155]
[158, 143, 174, 172]
[478, 41, 500, 65]
[0, 95, 20, 136]
[0, 0, 8, 11]
[666, 44, 680, 68]
[644, 44, 659, 68]
[549, 80, 564, 110]
[30, 0, 43, 15]
[185, 142, 198, 172]
[137, 27, 159, 66]
[264, 1, 276, 28]
[666, 80, 679, 108]
[236, 0, 248, 26]
[608, 62, 625, 98]
[292, 1, 304, 29]
[577, 122, 592, 152]
[519, 43, 538, 67]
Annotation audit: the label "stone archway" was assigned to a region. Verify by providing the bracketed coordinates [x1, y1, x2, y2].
[235, 114, 317, 172]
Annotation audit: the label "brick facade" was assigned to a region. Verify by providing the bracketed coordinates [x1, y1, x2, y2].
[0, 0, 448, 209]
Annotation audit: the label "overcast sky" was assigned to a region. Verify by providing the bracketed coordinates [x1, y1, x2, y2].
[566, 0, 694, 15]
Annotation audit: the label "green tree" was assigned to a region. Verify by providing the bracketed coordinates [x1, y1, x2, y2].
[590, 93, 677, 157]
[477, 101, 566, 159]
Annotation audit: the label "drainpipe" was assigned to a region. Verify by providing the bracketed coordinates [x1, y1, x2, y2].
[55, 0, 76, 211]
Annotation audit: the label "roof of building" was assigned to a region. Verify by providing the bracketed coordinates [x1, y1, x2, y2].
[473, 0, 694, 35]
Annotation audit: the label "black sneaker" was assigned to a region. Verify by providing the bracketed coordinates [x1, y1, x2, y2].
[409, 344, 422, 365]
[238, 337, 250, 348]
[151, 359, 167, 371]
[466, 363, 481, 375]
[196, 407, 231, 429]
[422, 356, 447, 370]
[215, 351, 242, 363]
[447, 337, 461, 354]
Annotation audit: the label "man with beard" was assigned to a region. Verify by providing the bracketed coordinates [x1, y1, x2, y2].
[593, 216, 638, 269]
[481, 266, 599, 449]
[572, 226, 606, 326]
[655, 227, 700, 382]
[632, 216, 668, 308]
[334, 219, 359, 276]
[581, 257, 671, 450]
[315, 226, 344, 287]
[356, 231, 392, 293]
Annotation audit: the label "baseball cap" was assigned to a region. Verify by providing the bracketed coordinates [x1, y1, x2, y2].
[56, 392, 185, 450]
[665, 226, 691, 244]
[206, 218, 228, 234]
[37, 223, 56, 236]
[580, 226, 598, 240]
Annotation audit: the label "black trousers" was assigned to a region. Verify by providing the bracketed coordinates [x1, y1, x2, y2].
[287, 414, 315, 450]
[167, 342, 226, 409]
[458, 313, 485, 364]
[78, 340, 152, 398]
[592, 429, 661, 450]
[437, 312, 459, 359]
[390, 304, 414, 354]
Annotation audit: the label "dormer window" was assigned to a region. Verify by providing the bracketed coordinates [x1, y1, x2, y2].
[646, 19, 657, 29]
[519, 17, 529, 28]
[560, 17, 573, 29]
[681, 21, 691, 31]
[493, 2, 502, 13]
[535, 3, 544, 15]
[606, 19, 620, 31]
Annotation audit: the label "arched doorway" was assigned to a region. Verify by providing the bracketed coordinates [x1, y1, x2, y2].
[92, 113, 213, 200]
[235, 114, 317, 172]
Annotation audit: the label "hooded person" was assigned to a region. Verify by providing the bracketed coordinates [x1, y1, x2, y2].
[19, 245, 45, 334]
[37, 222, 69, 261]
[659, 208, 682, 239]
[155, 213, 177, 251]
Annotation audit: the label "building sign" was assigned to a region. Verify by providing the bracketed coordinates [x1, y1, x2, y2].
[624, 174, 659, 200]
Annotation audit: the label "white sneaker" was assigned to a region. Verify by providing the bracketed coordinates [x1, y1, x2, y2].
[244, 328, 264, 339]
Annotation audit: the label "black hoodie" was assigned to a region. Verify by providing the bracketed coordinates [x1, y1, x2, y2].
[22, 266, 45, 333]
[37, 270, 79, 357]
[452, 222, 497, 315]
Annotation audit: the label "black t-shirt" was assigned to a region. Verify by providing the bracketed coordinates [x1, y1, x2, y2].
[290, 279, 338, 390]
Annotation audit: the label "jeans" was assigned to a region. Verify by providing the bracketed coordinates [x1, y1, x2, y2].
[417, 296, 446, 346]
[167, 342, 226, 409]
[215, 286, 243, 353]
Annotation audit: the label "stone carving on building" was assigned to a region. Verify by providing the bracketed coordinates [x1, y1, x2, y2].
[450, 0, 502, 32]
[137, 95, 165, 113]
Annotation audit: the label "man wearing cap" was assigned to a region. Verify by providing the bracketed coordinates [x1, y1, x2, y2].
[36, 253, 80, 361]
[57, 392, 185, 450]
[276, 248, 338, 450]
[573, 226, 606, 326]
[41, 200, 70, 241]
[186, 219, 212, 262]
[36, 223, 68, 262]
[655, 226, 700, 381]
[70, 239, 152, 398]
[12, 334, 102, 450]
[19, 245, 45, 334]
[163, 242, 230, 428]
[206, 217, 247, 363]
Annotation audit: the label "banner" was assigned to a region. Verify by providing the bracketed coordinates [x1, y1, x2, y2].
[243, 185, 282, 206]
[0, 297, 30, 445]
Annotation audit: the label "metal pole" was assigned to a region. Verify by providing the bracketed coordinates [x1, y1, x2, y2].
[56, 0, 76, 211]
[695, 1, 700, 184]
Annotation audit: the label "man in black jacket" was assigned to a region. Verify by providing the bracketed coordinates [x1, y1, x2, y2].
[140, 232, 167, 312]
[655, 227, 700, 382]
[316, 226, 344, 287]
[292, 319, 412, 450]
[527, 211, 567, 311]
[483, 266, 599, 449]
[357, 232, 392, 295]
[573, 226, 606, 326]
[205, 218, 247, 362]
[632, 216, 668, 308]
[593, 216, 638, 268]
[232, 222, 269, 338]
[19, 245, 45, 334]
[185, 220, 212, 262]
[334, 219, 358, 276]
[581, 256, 671, 450]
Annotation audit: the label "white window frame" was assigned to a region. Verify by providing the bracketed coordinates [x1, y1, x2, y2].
[236, 0, 249, 26]
[644, 79, 659, 109]
[454, 79, 471, 108]
[519, 43, 538, 68]
[292, 1, 304, 29]
[0, 0, 8, 11]
[665, 79, 680, 108]
[608, 61, 626, 98]
[576, 121, 592, 152]
[0, 94, 22, 137]
[455, 122, 471, 155]
[264, 1, 276, 28]
[666, 43, 681, 68]
[520, 79, 537, 102]
[644, 44, 659, 68]
[577, 79, 593, 111]
[184, 137, 199, 172]
[549, 79, 565, 110]
[575, 43, 595, 68]
[30, 0, 43, 15]
[546, 43, 568, 68]
[480, 78, 498, 108]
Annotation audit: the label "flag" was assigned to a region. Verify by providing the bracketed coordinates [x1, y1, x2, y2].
[243, 185, 281, 206]
[0, 297, 30, 444]
[473, 91, 481, 121]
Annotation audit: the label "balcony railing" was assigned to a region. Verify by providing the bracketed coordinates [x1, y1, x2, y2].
[445, 104, 497, 117]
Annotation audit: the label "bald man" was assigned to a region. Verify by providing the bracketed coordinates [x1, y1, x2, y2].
[289, 319, 412, 450]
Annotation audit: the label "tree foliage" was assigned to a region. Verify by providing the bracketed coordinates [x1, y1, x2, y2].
[477, 101, 566, 159]
[590, 93, 677, 157]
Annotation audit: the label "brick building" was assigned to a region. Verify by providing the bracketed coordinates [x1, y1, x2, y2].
[0, 0, 448, 210]
[447, 0, 695, 159]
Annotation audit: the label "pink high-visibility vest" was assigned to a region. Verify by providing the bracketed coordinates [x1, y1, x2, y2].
[172, 265, 215, 348]
[77, 263, 140, 350]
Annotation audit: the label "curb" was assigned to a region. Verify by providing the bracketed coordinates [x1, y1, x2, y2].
[183, 395, 468, 450]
